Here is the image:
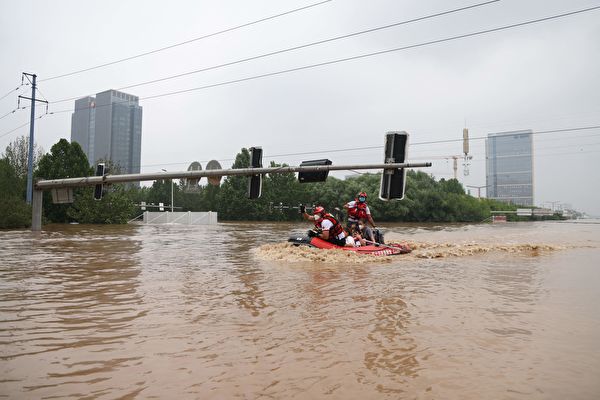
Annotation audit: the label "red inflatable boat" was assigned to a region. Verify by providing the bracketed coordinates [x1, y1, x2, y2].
[288, 235, 411, 256]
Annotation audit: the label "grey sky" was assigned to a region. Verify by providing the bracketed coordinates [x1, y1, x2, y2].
[1, 0, 599, 215]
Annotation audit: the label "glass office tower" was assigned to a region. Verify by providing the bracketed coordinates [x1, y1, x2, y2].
[486, 130, 533, 206]
[70, 90, 142, 175]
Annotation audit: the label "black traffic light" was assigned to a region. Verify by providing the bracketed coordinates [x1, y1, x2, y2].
[298, 159, 332, 183]
[247, 147, 262, 199]
[379, 132, 408, 200]
[93, 163, 105, 200]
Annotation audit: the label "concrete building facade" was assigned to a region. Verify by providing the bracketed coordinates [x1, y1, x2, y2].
[70, 90, 142, 175]
[485, 130, 534, 206]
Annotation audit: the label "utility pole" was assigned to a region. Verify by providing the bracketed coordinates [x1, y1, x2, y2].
[19, 73, 47, 204]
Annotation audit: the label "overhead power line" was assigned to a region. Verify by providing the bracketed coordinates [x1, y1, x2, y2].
[0, 121, 31, 140]
[134, 146, 600, 174]
[39, 0, 333, 82]
[46, 4, 600, 116]
[124, 124, 600, 171]
[141, 5, 600, 101]
[49, 0, 500, 104]
[413, 125, 600, 146]
[0, 107, 30, 121]
[0, 85, 24, 102]
[35, 87, 49, 103]
[257, 125, 600, 161]
[4, 6, 598, 145]
[0, 114, 48, 140]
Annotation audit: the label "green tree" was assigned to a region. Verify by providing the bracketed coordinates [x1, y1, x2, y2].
[4, 135, 44, 180]
[1, 135, 44, 202]
[130, 148, 516, 223]
[216, 148, 263, 220]
[67, 185, 136, 224]
[35, 139, 91, 223]
[0, 158, 31, 228]
[261, 161, 304, 220]
[439, 178, 465, 195]
[146, 179, 182, 210]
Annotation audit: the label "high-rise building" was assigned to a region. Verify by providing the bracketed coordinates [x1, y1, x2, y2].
[486, 130, 534, 206]
[70, 90, 142, 175]
[71, 96, 96, 164]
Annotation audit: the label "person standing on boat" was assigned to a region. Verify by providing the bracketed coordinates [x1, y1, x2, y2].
[300, 205, 350, 247]
[344, 191, 376, 230]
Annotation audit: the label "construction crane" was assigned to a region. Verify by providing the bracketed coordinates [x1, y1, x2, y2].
[462, 128, 473, 176]
[412, 128, 472, 179]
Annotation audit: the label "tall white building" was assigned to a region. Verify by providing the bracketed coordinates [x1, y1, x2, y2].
[486, 130, 534, 206]
[71, 90, 142, 175]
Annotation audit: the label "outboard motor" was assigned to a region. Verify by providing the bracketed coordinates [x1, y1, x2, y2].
[373, 229, 385, 244]
[288, 235, 313, 246]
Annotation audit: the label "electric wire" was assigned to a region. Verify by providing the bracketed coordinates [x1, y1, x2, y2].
[0, 121, 31, 140]
[136, 147, 600, 177]
[3, 8, 598, 160]
[39, 0, 333, 82]
[0, 114, 49, 139]
[257, 125, 600, 161]
[0, 84, 24, 102]
[0, 105, 34, 119]
[49, 0, 500, 104]
[35, 87, 49, 103]
[34, 87, 50, 114]
[44, 4, 600, 117]
[143, 5, 600, 101]
[0, 108, 22, 121]
[124, 124, 600, 171]
[0, 85, 49, 122]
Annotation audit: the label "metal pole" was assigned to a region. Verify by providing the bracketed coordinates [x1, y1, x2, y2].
[26, 74, 37, 204]
[161, 168, 174, 212]
[31, 189, 43, 231]
[35, 162, 433, 189]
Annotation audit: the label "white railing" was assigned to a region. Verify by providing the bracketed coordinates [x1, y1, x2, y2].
[139, 211, 218, 225]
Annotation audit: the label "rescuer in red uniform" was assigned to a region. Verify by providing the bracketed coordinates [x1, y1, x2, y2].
[300, 205, 350, 247]
[344, 191, 376, 230]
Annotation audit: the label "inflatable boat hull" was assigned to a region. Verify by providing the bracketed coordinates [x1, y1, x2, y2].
[288, 236, 410, 256]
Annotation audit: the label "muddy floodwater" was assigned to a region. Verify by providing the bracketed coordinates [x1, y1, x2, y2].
[1, 220, 599, 399]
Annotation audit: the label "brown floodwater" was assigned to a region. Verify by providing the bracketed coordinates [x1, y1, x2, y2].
[1, 220, 599, 399]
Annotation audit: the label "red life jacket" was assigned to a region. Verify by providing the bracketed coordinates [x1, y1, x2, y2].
[348, 200, 368, 220]
[315, 213, 345, 238]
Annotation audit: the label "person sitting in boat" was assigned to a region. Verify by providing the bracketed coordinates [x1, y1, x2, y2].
[351, 227, 365, 247]
[344, 191, 376, 230]
[356, 218, 376, 244]
[300, 205, 350, 247]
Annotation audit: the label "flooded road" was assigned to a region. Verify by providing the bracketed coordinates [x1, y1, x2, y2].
[1, 220, 599, 399]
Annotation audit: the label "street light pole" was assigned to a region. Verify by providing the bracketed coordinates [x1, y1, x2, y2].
[161, 169, 174, 212]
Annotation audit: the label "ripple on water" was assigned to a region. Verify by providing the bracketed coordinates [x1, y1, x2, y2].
[1, 221, 599, 399]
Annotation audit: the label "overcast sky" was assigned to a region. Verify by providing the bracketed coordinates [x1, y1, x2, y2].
[1, 0, 599, 215]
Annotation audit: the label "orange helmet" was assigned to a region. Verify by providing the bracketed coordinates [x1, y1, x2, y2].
[357, 192, 367, 202]
[313, 206, 326, 216]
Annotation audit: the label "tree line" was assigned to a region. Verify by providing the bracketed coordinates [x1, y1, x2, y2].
[1, 136, 524, 229]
